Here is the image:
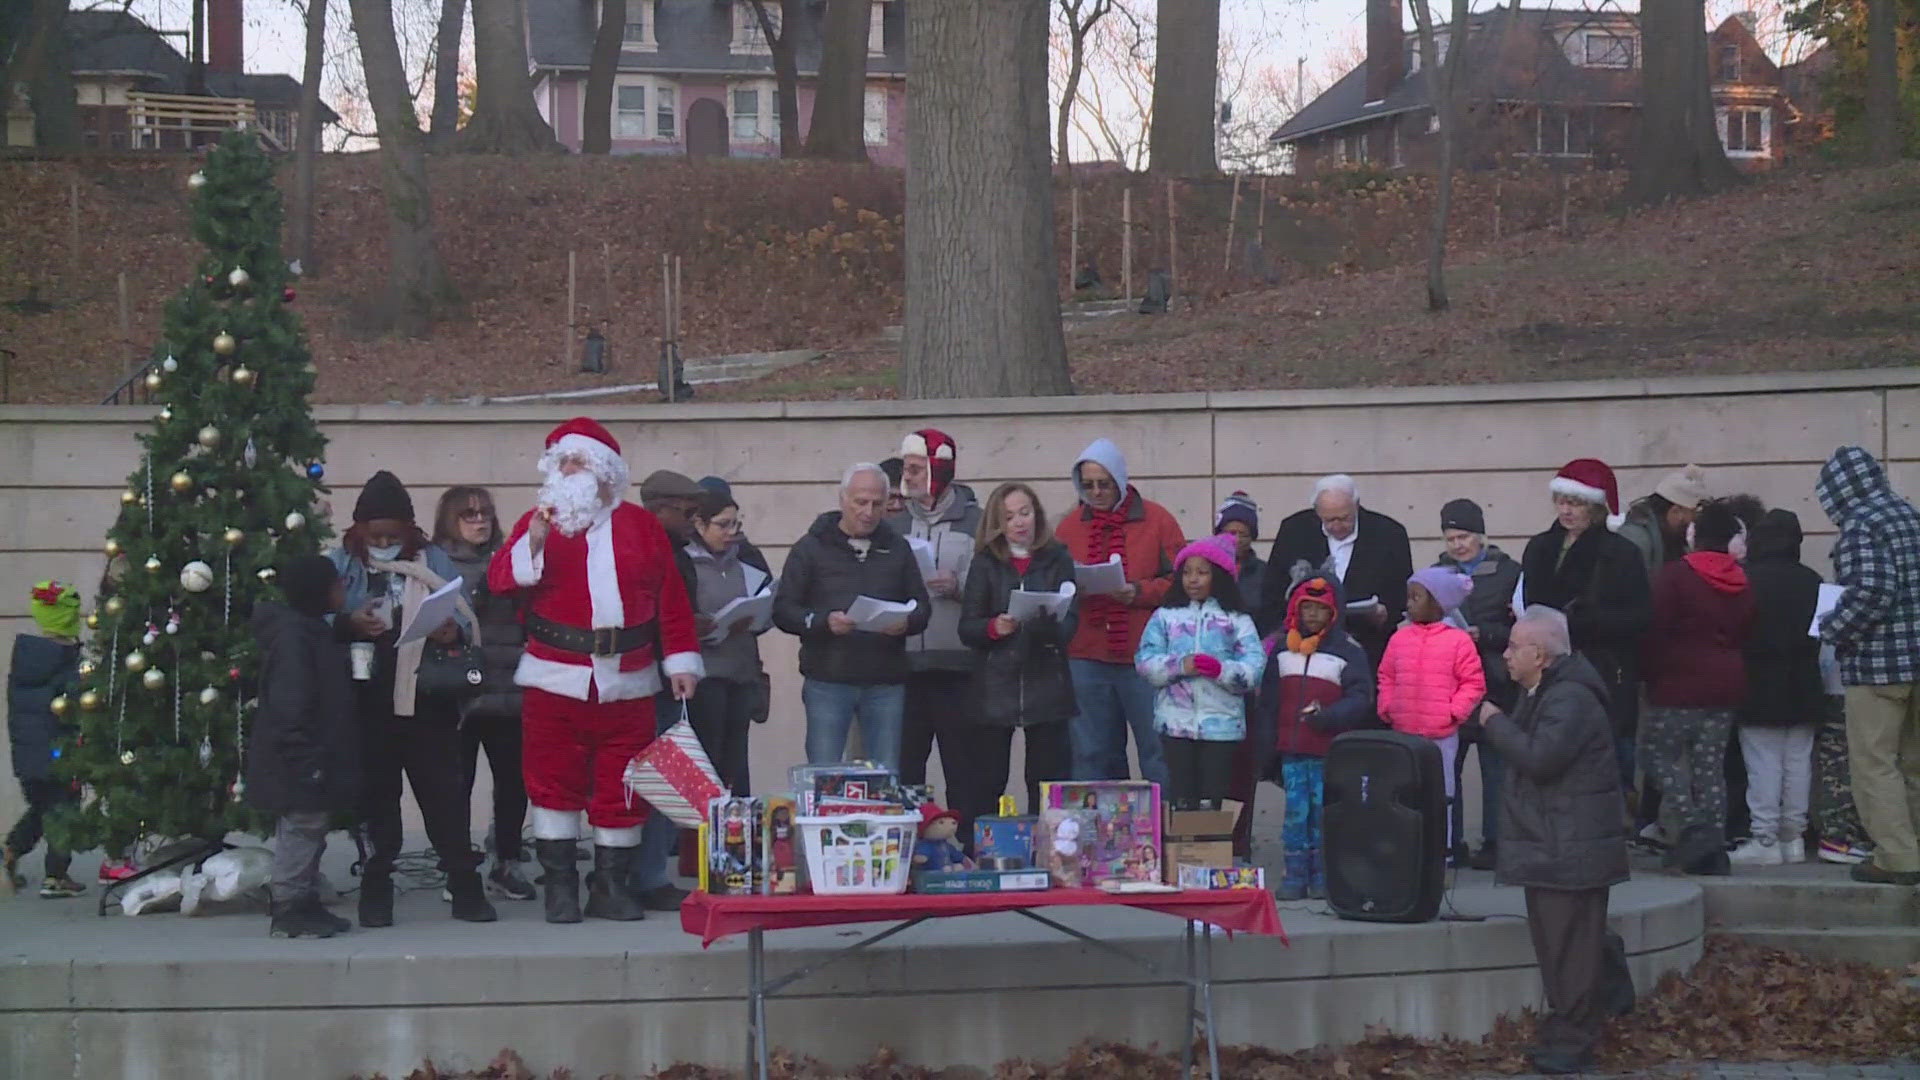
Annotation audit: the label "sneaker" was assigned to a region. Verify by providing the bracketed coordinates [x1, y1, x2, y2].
[1633, 822, 1669, 851]
[39, 876, 86, 898]
[1850, 862, 1920, 886]
[270, 901, 337, 939]
[1730, 838, 1783, 867]
[1818, 839, 1871, 865]
[1779, 838, 1806, 864]
[97, 858, 138, 884]
[486, 861, 537, 901]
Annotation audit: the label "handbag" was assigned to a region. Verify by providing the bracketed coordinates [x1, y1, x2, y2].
[416, 640, 486, 701]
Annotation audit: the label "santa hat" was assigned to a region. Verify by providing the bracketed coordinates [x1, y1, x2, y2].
[1175, 534, 1241, 579]
[540, 416, 630, 494]
[1550, 458, 1624, 530]
[900, 428, 958, 502]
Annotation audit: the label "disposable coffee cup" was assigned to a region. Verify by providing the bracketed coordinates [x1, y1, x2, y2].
[350, 642, 375, 681]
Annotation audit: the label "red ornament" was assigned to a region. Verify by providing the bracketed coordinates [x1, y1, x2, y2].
[282, 287, 296, 302]
[205, 275, 216, 285]
[228, 666, 241, 681]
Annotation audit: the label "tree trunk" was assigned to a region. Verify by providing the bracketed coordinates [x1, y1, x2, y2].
[427, 0, 464, 146]
[1410, 0, 1468, 312]
[582, 0, 624, 154]
[454, 0, 561, 153]
[291, 0, 328, 274]
[1147, 0, 1219, 175]
[1058, 29, 1087, 168]
[751, 0, 806, 156]
[904, 0, 1072, 399]
[347, 0, 456, 334]
[1866, 0, 1900, 163]
[804, 0, 870, 161]
[1628, 0, 1740, 202]
[21, 0, 79, 150]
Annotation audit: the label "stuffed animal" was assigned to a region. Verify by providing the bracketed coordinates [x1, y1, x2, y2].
[913, 805, 974, 873]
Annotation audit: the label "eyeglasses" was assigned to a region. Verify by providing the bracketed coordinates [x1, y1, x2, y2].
[708, 517, 742, 532]
[1083, 478, 1120, 492]
[458, 509, 491, 522]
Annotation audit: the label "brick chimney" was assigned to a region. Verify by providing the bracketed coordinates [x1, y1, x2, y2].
[208, 0, 244, 75]
[1365, 0, 1406, 103]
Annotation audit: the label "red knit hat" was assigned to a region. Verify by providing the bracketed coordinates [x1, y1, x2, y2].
[546, 416, 621, 457]
[900, 428, 957, 502]
[1550, 458, 1624, 528]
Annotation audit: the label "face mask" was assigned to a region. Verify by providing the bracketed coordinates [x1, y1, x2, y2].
[367, 543, 402, 561]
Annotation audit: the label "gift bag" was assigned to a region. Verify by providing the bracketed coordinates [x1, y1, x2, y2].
[622, 706, 725, 829]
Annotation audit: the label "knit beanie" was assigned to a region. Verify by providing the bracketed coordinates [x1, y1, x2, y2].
[29, 580, 80, 639]
[697, 475, 734, 500]
[901, 429, 958, 503]
[1214, 491, 1260, 540]
[1176, 534, 1241, 579]
[353, 470, 415, 524]
[1410, 566, 1474, 615]
[280, 555, 341, 619]
[1654, 464, 1710, 509]
[1440, 498, 1486, 535]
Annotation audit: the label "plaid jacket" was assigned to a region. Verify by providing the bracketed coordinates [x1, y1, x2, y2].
[1818, 446, 1920, 686]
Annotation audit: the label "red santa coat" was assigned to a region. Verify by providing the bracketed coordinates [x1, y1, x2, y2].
[488, 501, 704, 703]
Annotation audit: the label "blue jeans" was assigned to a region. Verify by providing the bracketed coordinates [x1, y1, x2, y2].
[802, 679, 906, 773]
[1068, 659, 1168, 788]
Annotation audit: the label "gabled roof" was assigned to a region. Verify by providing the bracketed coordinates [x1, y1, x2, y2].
[63, 9, 335, 118]
[527, 0, 908, 76]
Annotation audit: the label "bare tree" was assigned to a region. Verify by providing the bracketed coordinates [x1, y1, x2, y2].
[346, 0, 456, 332]
[1408, 0, 1469, 311]
[1055, 0, 1124, 169]
[581, 0, 624, 154]
[1050, 5, 1156, 167]
[1147, 0, 1218, 174]
[904, 0, 1071, 398]
[805, 0, 870, 161]
[455, 0, 560, 152]
[1865, 0, 1900, 162]
[746, 0, 806, 155]
[1629, 0, 1741, 202]
[292, 0, 328, 273]
[426, 0, 462, 145]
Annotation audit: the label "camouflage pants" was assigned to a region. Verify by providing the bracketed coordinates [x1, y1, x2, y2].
[1644, 706, 1734, 838]
[1812, 694, 1867, 845]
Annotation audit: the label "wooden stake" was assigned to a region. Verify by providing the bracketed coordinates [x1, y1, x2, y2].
[117, 272, 131, 375]
[1493, 180, 1503, 240]
[602, 240, 613, 322]
[566, 249, 577, 364]
[661, 253, 672, 344]
[1257, 176, 1268, 234]
[1560, 174, 1571, 232]
[69, 173, 80, 271]
[1069, 185, 1080, 296]
[673, 255, 683, 346]
[1223, 174, 1242, 274]
[1166, 178, 1178, 302]
[1122, 188, 1133, 302]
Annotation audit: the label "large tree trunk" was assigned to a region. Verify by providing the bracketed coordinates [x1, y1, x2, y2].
[455, 0, 560, 153]
[581, 0, 624, 154]
[903, 0, 1071, 399]
[1410, 0, 1468, 312]
[291, 0, 328, 273]
[1628, 0, 1740, 202]
[347, 0, 456, 333]
[1147, 0, 1218, 175]
[427, 0, 464, 146]
[750, 0, 805, 156]
[804, 0, 870, 161]
[1866, 0, 1901, 163]
[21, 0, 79, 150]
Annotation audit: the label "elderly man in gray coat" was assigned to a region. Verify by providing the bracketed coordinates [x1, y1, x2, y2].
[1472, 606, 1630, 1076]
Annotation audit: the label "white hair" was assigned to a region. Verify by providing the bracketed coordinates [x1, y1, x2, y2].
[1514, 604, 1572, 658]
[840, 462, 887, 494]
[1313, 474, 1358, 502]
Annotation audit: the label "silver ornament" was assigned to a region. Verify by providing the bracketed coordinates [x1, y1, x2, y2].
[187, 171, 207, 191]
[141, 630, 157, 646]
[162, 355, 179, 374]
[198, 686, 220, 706]
[284, 511, 306, 531]
[227, 267, 251, 290]
[243, 438, 258, 469]
[141, 668, 166, 691]
[198, 737, 213, 766]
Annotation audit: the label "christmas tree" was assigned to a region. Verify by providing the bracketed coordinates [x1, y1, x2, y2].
[51, 133, 332, 852]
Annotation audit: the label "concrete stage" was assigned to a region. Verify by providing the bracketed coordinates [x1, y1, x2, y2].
[0, 849, 1704, 1080]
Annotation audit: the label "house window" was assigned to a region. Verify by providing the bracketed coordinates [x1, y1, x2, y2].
[1720, 43, 1742, 82]
[656, 85, 676, 139]
[863, 88, 888, 145]
[1583, 32, 1635, 68]
[868, 1, 887, 56]
[732, 88, 760, 139]
[1534, 107, 1593, 156]
[1719, 106, 1770, 155]
[616, 84, 648, 138]
[613, 0, 656, 49]
[733, 1, 776, 54]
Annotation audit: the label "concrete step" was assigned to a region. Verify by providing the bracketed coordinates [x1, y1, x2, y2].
[1699, 876, 1920, 930]
[1720, 926, 1920, 969]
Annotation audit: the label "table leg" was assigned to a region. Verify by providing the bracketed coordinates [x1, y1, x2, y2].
[1198, 922, 1219, 1080]
[747, 927, 767, 1080]
[1182, 920, 1196, 1078]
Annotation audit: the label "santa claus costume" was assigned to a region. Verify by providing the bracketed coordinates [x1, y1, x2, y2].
[488, 418, 703, 923]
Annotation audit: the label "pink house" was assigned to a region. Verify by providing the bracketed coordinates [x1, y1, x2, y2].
[528, 0, 908, 166]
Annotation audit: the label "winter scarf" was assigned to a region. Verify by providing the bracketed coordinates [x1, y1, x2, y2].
[1683, 551, 1748, 595]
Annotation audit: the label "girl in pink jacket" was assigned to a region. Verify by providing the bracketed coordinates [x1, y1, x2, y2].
[1378, 567, 1487, 851]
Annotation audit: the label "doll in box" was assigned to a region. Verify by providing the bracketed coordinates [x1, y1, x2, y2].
[764, 800, 798, 894]
[913, 806, 974, 873]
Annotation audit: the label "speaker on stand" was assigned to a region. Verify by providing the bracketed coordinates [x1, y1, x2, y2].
[1323, 730, 1447, 923]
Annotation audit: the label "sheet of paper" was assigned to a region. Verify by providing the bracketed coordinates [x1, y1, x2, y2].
[847, 594, 918, 633]
[1808, 582, 1844, 638]
[1074, 554, 1127, 595]
[705, 592, 774, 643]
[1007, 581, 1077, 622]
[906, 535, 938, 583]
[394, 577, 465, 646]
[1344, 594, 1380, 613]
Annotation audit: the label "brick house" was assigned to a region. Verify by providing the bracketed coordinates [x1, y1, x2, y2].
[527, 0, 908, 164]
[1269, 2, 1807, 175]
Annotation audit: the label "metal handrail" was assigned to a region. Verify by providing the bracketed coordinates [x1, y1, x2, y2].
[101, 358, 156, 406]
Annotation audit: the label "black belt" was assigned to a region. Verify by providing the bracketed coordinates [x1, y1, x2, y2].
[526, 614, 653, 657]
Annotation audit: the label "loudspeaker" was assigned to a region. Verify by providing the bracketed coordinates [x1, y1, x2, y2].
[1323, 730, 1446, 923]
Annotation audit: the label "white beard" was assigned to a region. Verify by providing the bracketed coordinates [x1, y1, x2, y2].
[539, 469, 606, 536]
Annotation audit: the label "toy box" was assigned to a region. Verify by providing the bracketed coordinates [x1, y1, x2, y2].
[706, 796, 763, 895]
[762, 797, 800, 895]
[1176, 863, 1267, 891]
[798, 812, 918, 895]
[971, 815, 1037, 871]
[1161, 800, 1241, 885]
[1040, 781, 1163, 886]
[913, 868, 1052, 894]
[788, 763, 897, 814]
[1035, 807, 1094, 887]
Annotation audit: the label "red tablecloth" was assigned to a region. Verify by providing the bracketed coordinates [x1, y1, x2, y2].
[680, 887, 1284, 947]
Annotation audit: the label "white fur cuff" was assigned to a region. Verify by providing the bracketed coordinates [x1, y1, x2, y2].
[510, 530, 542, 586]
[530, 805, 582, 840]
[662, 651, 706, 681]
[593, 825, 643, 847]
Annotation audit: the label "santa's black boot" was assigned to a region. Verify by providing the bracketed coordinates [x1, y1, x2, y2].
[358, 871, 394, 928]
[584, 846, 646, 921]
[536, 839, 583, 924]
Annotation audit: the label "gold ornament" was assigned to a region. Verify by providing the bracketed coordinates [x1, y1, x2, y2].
[169, 471, 193, 493]
[197, 425, 222, 449]
[103, 538, 122, 558]
[120, 750, 136, 766]
[213, 332, 237, 356]
[144, 371, 163, 392]
[231, 364, 255, 387]
[222, 527, 244, 546]
[49, 695, 70, 717]
[227, 267, 251, 290]
[161, 355, 179, 374]
[120, 489, 138, 506]
[198, 686, 221, 706]
[143, 555, 163, 574]
[85, 613, 100, 631]
[124, 650, 148, 673]
[160, 405, 173, 421]
[141, 668, 166, 691]
[103, 596, 125, 617]
[78, 690, 101, 712]
[78, 660, 98, 677]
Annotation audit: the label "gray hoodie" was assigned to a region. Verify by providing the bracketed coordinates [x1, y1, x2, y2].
[886, 482, 982, 673]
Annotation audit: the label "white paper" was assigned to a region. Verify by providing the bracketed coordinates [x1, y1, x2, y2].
[394, 577, 464, 646]
[1344, 594, 1380, 613]
[705, 592, 774, 643]
[906, 535, 938, 583]
[1808, 583, 1844, 638]
[1074, 554, 1127, 595]
[1008, 581, 1077, 622]
[847, 594, 918, 633]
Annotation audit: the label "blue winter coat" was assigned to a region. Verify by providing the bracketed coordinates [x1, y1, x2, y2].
[1135, 600, 1265, 742]
[8, 634, 79, 782]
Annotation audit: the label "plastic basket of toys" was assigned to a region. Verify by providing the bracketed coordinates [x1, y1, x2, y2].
[796, 812, 920, 895]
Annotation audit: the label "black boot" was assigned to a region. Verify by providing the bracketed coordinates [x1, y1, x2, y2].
[358, 872, 394, 928]
[271, 899, 336, 939]
[536, 839, 582, 924]
[584, 845, 646, 921]
[305, 896, 352, 934]
[445, 869, 499, 922]
[1679, 826, 1731, 876]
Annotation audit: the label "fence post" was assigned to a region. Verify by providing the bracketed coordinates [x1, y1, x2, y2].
[566, 249, 577, 366]
[1166, 178, 1179, 303]
[1122, 187, 1133, 303]
[1223, 174, 1241, 275]
[1069, 185, 1080, 297]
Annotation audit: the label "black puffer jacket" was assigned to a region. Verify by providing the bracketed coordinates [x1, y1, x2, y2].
[1741, 509, 1826, 727]
[958, 541, 1078, 727]
[443, 539, 525, 719]
[1434, 545, 1522, 711]
[8, 634, 78, 782]
[773, 513, 933, 685]
[1484, 652, 1629, 891]
[1521, 522, 1651, 737]
[246, 601, 362, 814]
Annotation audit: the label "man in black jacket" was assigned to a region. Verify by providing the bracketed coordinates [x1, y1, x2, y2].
[1259, 474, 1412, 671]
[1475, 606, 1629, 1076]
[774, 463, 932, 773]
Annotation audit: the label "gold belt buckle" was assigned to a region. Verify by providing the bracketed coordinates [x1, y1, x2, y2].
[593, 626, 619, 656]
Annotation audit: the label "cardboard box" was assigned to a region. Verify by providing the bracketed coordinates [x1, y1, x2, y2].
[971, 815, 1036, 871]
[1161, 801, 1241, 885]
[912, 869, 1052, 894]
[1176, 863, 1266, 891]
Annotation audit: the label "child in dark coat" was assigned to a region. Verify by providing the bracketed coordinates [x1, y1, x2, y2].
[248, 555, 361, 938]
[4, 581, 84, 898]
[1733, 509, 1826, 866]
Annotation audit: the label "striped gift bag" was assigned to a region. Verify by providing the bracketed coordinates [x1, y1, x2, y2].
[621, 707, 725, 828]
